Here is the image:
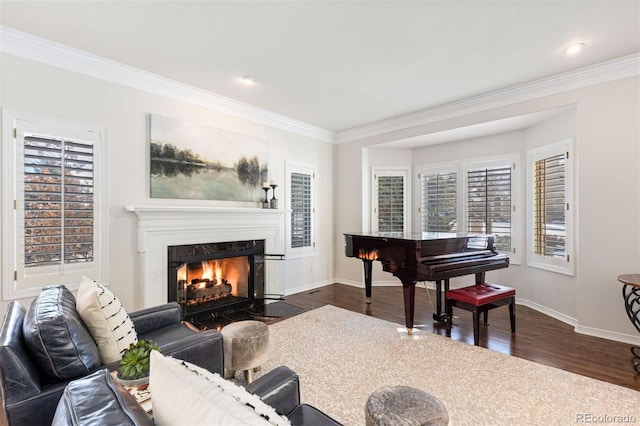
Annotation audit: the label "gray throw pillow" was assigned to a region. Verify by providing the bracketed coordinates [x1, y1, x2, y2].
[23, 284, 101, 381]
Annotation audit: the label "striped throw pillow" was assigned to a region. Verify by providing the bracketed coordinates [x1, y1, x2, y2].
[76, 276, 138, 364]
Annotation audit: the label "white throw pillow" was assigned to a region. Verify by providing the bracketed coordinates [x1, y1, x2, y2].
[150, 350, 290, 426]
[75, 276, 138, 364]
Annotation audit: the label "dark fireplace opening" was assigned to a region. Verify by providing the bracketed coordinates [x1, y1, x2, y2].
[167, 240, 265, 320]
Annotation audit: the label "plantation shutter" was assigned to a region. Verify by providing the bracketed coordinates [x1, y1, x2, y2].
[290, 171, 312, 248]
[375, 174, 406, 233]
[420, 171, 457, 233]
[467, 166, 512, 253]
[23, 135, 94, 268]
[534, 153, 566, 257]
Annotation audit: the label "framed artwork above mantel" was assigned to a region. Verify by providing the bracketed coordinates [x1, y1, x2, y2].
[149, 114, 269, 202]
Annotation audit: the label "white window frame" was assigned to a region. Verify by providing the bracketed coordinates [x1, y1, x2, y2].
[285, 162, 316, 258]
[526, 138, 575, 276]
[463, 154, 521, 264]
[415, 164, 459, 234]
[2, 110, 109, 300]
[371, 167, 410, 233]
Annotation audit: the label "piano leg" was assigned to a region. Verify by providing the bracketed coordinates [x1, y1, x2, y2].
[433, 274, 484, 322]
[433, 279, 450, 322]
[400, 279, 416, 334]
[362, 259, 373, 304]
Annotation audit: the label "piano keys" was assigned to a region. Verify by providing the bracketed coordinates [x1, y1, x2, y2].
[344, 232, 509, 333]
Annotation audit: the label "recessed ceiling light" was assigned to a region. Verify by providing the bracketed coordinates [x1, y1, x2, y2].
[566, 43, 585, 55]
[241, 75, 256, 85]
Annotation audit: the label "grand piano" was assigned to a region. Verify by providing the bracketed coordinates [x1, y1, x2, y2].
[344, 232, 509, 333]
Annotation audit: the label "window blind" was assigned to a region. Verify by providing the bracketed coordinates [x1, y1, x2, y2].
[534, 153, 566, 257]
[420, 172, 457, 233]
[377, 175, 405, 232]
[23, 135, 94, 267]
[290, 171, 312, 248]
[467, 166, 511, 253]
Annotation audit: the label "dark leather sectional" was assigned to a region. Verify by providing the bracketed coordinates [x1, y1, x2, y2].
[0, 285, 340, 425]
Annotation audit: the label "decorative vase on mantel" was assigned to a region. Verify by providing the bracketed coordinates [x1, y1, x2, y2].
[262, 184, 271, 209]
[269, 183, 278, 209]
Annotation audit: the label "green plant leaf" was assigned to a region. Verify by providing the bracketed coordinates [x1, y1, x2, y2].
[117, 339, 161, 379]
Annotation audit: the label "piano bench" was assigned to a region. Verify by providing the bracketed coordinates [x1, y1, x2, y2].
[445, 283, 516, 346]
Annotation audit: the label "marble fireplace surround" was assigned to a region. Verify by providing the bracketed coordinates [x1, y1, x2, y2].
[125, 205, 286, 308]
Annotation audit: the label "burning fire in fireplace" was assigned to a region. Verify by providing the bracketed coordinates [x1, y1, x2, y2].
[177, 257, 250, 307]
[167, 239, 265, 320]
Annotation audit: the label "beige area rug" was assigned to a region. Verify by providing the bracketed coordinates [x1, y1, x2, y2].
[258, 305, 639, 426]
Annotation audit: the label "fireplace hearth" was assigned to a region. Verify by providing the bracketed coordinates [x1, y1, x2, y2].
[168, 240, 265, 320]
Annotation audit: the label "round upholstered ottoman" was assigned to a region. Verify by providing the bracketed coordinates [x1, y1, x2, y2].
[365, 385, 449, 426]
[221, 320, 269, 384]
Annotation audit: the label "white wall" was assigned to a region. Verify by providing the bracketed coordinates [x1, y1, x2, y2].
[1, 50, 638, 344]
[334, 76, 640, 343]
[521, 109, 577, 318]
[0, 53, 334, 312]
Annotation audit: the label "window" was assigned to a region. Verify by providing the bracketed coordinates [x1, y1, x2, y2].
[372, 168, 409, 233]
[466, 164, 513, 254]
[527, 138, 574, 275]
[2, 110, 108, 299]
[22, 136, 95, 267]
[287, 164, 315, 256]
[417, 155, 520, 263]
[418, 169, 457, 233]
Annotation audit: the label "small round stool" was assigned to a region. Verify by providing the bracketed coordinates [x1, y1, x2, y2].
[365, 386, 449, 426]
[220, 320, 269, 384]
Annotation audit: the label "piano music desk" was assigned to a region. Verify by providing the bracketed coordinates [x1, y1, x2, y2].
[445, 283, 516, 346]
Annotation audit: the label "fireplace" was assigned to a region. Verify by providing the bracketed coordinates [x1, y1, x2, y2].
[125, 205, 286, 312]
[167, 240, 265, 319]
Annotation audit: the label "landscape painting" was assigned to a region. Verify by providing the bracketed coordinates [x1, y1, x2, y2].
[149, 114, 268, 202]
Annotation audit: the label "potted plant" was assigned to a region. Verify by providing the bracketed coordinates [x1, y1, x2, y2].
[117, 340, 160, 387]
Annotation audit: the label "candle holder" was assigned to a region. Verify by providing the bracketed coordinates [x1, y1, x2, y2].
[262, 186, 271, 209]
[269, 184, 278, 209]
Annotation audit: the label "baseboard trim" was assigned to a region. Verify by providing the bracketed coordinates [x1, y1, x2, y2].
[513, 298, 639, 346]
[573, 324, 640, 346]
[284, 279, 334, 296]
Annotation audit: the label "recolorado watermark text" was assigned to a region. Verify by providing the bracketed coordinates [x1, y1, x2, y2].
[576, 413, 637, 423]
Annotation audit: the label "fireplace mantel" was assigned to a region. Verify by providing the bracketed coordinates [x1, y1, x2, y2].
[125, 205, 286, 308]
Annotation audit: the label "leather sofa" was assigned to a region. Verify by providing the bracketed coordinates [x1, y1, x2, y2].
[51, 366, 341, 426]
[0, 285, 223, 426]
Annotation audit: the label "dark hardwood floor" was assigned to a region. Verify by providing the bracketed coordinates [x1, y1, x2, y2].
[280, 283, 640, 392]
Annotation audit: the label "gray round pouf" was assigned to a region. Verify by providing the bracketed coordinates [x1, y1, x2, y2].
[221, 320, 269, 384]
[365, 386, 449, 426]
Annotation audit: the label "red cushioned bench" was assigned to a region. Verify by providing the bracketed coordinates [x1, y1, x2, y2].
[445, 283, 516, 346]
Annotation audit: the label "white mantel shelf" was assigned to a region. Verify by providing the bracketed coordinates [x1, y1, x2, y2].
[125, 204, 288, 214]
[125, 204, 287, 219]
[124, 205, 287, 308]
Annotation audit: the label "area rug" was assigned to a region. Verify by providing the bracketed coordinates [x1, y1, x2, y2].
[258, 305, 639, 425]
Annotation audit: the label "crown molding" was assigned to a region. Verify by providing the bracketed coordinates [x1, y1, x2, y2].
[2, 26, 638, 146]
[0, 26, 335, 143]
[335, 53, 640, 144]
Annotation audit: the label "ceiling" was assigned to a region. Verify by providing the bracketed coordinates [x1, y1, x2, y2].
[1, 1, 639, 136]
